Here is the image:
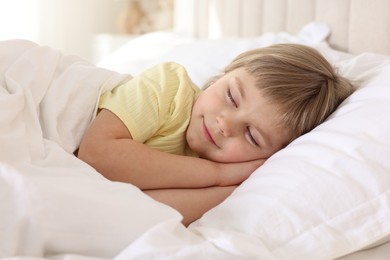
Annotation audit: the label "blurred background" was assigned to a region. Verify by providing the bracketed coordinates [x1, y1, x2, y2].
[0, 0, 175, 63]
[0, 0, 262, 63]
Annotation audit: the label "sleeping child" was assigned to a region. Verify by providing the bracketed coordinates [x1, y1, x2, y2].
[77, 43, 355, 226]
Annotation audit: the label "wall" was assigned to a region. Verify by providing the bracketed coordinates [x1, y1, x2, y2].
[173, 0, 263, 38]
[0, 0, 126, 61]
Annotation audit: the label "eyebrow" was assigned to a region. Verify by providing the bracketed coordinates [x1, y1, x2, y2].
[235, 76, 273, 147]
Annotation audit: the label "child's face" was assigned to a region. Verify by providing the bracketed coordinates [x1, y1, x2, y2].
[186, 68, 292, 163]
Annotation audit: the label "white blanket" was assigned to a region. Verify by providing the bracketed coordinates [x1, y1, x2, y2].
[0, 40, 190, 259]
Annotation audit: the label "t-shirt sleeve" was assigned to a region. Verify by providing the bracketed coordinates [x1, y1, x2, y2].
[98, 62, 191, 143]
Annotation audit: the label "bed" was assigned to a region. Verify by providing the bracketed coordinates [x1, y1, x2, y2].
[1, 0, 389, 259]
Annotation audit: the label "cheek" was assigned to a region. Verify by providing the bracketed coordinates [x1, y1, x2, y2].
[217, 142, 262, 162]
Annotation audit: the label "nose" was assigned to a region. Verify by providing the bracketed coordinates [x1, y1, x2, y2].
[216, 114, 237, 137]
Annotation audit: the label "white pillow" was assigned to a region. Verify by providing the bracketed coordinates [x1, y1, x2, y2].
[189, 50, 390, 259]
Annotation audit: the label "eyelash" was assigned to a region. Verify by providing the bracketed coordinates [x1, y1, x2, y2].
[227, 89, 238, 108]
[246, 127, 259, 146]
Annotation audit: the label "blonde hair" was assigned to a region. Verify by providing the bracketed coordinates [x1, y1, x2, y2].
[207, 43, 355, 141]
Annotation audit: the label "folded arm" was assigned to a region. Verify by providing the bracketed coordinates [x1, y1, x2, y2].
[78, 109, 264, 225]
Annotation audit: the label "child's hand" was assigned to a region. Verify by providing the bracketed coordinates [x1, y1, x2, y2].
[216, 159, 266, 186]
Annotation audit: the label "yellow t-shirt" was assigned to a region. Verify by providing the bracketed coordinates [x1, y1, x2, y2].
[98, 62, 201, 157]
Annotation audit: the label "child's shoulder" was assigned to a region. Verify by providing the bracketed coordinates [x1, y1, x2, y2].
[145, 62, 199, 90]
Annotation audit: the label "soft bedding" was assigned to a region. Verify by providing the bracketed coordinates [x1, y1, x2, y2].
[1, 23, 390, 260]
[0, 40, 182, 258]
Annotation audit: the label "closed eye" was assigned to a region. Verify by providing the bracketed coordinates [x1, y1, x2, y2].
[227, 89, 238, 107]
[246, 127, 259, 146]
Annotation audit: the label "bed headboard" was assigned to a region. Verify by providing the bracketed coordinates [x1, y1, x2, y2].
[174, 0, 390, 55]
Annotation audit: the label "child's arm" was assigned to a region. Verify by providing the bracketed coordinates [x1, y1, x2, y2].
[144, 186, 237, 226]
[78, 109, 263, 190]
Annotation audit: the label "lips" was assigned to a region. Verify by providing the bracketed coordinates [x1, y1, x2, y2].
[202, 118, 218, 147]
